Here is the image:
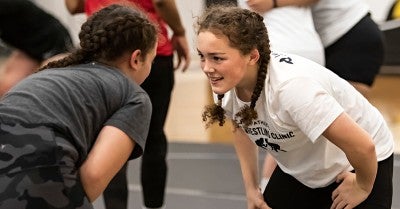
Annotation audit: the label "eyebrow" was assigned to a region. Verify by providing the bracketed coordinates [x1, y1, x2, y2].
[196, 49, 225, 56]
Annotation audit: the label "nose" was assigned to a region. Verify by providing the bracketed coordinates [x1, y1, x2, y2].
[202, 60, 215, 73]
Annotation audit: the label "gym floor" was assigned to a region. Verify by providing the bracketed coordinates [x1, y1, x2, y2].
[90, 143, 400, 209]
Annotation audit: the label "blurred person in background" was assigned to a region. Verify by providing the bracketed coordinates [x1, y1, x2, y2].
[0, 0, 73, 97]
[311, 0, 385, 98]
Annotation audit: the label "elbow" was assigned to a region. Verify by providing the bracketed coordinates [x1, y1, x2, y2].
[80, 167, 108, 202]
[363, 137, 376, 156]
[344, 136, 377, 165]
[81, 167, 110, 188]
[81, 168, 102, 185]
[366, 142, 378, 169]
[365, 142, 377, 159]
[355, 139, 377, 161]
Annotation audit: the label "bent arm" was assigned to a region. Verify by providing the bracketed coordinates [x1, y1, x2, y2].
[233, 125, 271, 208]
[323, 112, 377, 193]
[79, 125, 135, 202]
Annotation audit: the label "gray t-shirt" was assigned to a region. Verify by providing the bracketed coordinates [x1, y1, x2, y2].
[0, 62, 151, 163]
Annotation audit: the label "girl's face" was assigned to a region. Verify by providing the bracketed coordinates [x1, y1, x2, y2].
[197, 31, 258, 95]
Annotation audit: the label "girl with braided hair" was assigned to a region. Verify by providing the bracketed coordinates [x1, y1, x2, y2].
[196, 6, 394, 209]
[0, 4, 157, 209]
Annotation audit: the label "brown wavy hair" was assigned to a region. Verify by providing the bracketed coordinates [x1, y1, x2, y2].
[196, 6, 271, 129]
[38, 4, 158, 71]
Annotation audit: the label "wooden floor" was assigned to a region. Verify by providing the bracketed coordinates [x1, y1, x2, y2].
[165, 62, 400, 153]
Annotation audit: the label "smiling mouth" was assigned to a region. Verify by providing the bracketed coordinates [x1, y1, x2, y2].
[209, 77, 223, 82]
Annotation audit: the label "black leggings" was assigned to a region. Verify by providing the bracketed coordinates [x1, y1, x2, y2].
[264, 155, 393, 209]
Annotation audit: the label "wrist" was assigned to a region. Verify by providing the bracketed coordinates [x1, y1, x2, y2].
[355, 176, 374, 193]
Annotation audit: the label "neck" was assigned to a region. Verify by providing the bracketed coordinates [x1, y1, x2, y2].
[235, 65, 259, 102]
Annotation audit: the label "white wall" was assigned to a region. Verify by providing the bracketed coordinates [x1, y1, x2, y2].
[174, 0, 204, 56]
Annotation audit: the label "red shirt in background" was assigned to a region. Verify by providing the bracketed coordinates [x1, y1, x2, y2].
[84, 0, 173, 56]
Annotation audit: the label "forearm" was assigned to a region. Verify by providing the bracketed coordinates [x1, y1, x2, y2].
[346, 142, 377, 192]
[233, 128, 259, 192]
[152, 0, 185, 35]
[323, 113, 377, 193]
[262, 153, 277, 179]
[79, 126, 135, 202]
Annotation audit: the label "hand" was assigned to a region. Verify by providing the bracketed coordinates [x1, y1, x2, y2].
[245, 0, 274, 14]
[171, 34, 190, 72]
[247, 188, 272, 209]
[330, 172, 370, 209]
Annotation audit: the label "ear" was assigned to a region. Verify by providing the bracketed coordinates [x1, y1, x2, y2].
[249, 48, 260, 65]
[129, 49, 142, 71]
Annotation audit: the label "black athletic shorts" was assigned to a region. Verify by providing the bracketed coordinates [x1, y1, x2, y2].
[264, 154, 393, 209]
[0, 0, 73, 62]
[325, 13, 385, 86]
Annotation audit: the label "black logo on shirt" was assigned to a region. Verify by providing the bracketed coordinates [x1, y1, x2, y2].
[255, 138, 287, 152]
[271, 52, 294, 64]
[279, 57, 293, 64]
[243, 120, 294, 152]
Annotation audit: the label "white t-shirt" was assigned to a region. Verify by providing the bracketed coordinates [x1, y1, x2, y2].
[238, 0, 325, 65]
[312, 0, 370, 47]
[217, 51, 394, 188]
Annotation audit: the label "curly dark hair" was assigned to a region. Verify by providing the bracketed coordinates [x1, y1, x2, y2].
[196, 5, 271, 129]
[38, 4, 158, 71]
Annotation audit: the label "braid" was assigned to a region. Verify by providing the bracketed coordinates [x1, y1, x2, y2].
[202, 94, 226, 128]
[38, 4, 157, 71]
[37, 50, 89, 71]
[235, 49, 270, 128]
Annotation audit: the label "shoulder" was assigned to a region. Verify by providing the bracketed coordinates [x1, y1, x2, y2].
[268, 51, 327, 85]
